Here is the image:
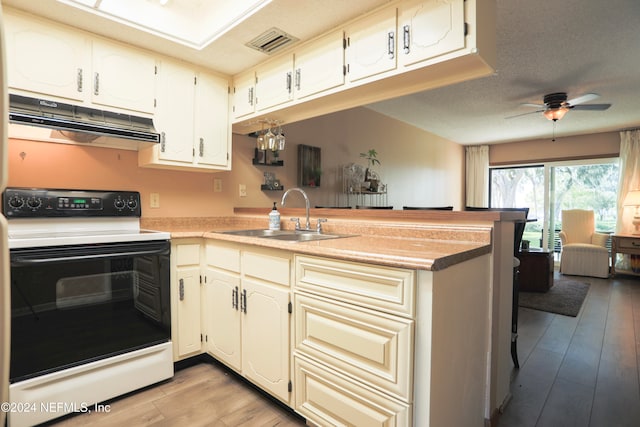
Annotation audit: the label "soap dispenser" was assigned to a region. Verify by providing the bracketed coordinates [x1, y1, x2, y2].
[268, 202, 281, 230]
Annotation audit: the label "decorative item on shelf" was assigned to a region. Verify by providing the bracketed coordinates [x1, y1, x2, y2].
[253, 148, 267, 165]
[359, 148, 383, 192]
[624, 189, 640, 234]
[262, 171, 283, 191]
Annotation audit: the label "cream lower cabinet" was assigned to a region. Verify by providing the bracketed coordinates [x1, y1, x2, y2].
[204, 241, 293, 404]
[293, 253, 491, 427]
[170, 239, 203, 361]
[293, 255, 415, 426]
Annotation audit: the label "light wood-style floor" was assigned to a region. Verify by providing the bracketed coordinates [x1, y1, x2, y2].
[44, 270, 640, 427]
[44, 358, 306, 426]
[497, 271, 640, 427]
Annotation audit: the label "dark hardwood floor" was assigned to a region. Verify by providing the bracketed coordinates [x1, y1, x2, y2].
[497, 270, 640, 427]
[45, 269, 640, 427]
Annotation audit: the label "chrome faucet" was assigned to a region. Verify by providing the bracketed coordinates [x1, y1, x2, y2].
[281, 187, 311, 231]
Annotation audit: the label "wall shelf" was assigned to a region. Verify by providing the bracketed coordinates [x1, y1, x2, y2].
[253, 158, 284, 166]
[261, 185, 284, 191]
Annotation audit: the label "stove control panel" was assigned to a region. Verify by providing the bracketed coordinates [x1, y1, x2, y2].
[2, 188, 142, 218]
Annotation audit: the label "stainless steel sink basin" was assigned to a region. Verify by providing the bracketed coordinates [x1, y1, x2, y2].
[220, 229, 292, 237]
[219, 229, 352, 242]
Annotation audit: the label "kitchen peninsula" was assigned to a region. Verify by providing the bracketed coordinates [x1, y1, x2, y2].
[142, 208, 522, 426]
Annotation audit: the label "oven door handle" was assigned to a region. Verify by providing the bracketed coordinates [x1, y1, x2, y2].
[10, 241, 170, 265]
[11, 248, 168, 265]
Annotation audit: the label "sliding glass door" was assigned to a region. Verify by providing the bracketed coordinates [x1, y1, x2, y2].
[490, 158, 619, 256]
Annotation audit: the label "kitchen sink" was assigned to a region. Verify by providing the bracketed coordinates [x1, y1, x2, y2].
[219, 229, 293, 237]
[218, 229, 352, 242]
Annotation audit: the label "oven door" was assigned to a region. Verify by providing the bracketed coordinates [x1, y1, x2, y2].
[9, 239, 171, 383]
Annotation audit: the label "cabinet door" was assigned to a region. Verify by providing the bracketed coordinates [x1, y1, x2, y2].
[204, 268, 242, 371]
[242, 278, 291, 403]
[5, 12, 88, 101]
[91, 40, 156, 113]
[194, 72, 230, 168]
[346, 7, 397, 83]
[255, 55, 294, 111]
[232, 70, 256, 119]
[175, 267, 202, 358]
[294, 30, 345, 100]
[154, 59, 195, 163]
[399, 0, 465, 68]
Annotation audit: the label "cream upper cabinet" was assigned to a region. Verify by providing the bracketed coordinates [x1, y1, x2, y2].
[255, 55, 294, 112]
[5, 10, 156, 114]
[345, 7, 397, 83]
[194, 72, 230, 168]
[398, 0, 466, 68]
[171, 240, 203, 361]
[293, 29, 345, 100]
[139, 62, 231, 171]
[5, 11, 89, 102]
[232, 70, 256, 119]
[91, 39, 156, 114]
[153, 59, 195, 164]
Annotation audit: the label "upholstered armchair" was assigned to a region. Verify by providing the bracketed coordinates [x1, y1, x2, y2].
[559, 209, 610, 278]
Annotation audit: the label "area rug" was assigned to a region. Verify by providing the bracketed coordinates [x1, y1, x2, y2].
[519, 279, 590, 317]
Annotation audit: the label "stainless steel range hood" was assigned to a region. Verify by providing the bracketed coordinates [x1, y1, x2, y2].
[8, 94, 160, 144]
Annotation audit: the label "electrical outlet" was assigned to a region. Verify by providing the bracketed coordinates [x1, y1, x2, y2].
[150, 193, 160, 208]
[214, 178, 223, 193]
[239, 184, 247, 197]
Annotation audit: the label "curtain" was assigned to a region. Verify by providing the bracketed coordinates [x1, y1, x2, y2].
[466, 145, 489, 207]
[616, 130, 640, 233]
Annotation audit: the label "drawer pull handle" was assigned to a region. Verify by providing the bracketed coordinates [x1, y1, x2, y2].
[179, 278, 184, 301]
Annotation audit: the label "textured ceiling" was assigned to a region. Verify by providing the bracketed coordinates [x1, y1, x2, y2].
[367, 0, 640, 144]
[4, 0, 640, 145]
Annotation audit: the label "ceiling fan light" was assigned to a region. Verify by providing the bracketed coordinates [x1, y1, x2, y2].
[544, 107, 568, 121]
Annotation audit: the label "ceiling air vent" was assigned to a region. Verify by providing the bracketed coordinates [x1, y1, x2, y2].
[246, 28, 299, 55]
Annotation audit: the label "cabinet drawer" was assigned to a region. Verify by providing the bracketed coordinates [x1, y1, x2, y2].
[295, 293, 413, 401]
[294, 355, 410, 427]
[206, 243, 240, 273]
[243, 251, 290, 286]
[295, 255, 415, 317]
[615, 237, 640, 251]
[175, 243, 200, 266]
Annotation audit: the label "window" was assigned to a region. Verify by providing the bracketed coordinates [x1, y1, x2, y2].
[490, 158, 619, 256]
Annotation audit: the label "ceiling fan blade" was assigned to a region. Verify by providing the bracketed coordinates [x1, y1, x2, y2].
[505, 109, 545, 119]
[521, 103, 545, 108]
[571, 103, 611, 111]
[567, 93, 600, 106]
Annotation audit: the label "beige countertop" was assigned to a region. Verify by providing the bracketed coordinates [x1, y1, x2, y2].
[141, 212, 501, 271]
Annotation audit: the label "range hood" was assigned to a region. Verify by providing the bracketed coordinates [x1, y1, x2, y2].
[8, 94, 160, 144]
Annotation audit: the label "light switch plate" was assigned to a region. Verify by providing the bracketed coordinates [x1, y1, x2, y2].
[150, 193, 160, 208]
[239, 184, 247, 197]
[214, 178, 223, 193]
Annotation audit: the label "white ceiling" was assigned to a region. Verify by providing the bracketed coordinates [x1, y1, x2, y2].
[4, 0, 640, 145]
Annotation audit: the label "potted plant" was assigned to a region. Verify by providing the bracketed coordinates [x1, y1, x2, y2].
[360, 149, 381, 191]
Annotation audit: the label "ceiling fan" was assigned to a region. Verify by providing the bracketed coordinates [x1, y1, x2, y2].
[507, 92, 612, 121]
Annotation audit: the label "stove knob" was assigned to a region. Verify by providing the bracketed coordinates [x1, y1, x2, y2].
[8, 195, 24, 209]
[26, 197, 42, 209]
[127, 198, 138, 210]
[114, 198, 126, 210]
